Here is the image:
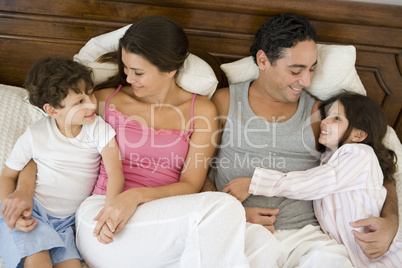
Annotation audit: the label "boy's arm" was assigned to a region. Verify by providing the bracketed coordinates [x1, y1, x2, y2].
[0, 160, 37, 230]
[350, 180, 398, 258]
[100, 137, 124, 203]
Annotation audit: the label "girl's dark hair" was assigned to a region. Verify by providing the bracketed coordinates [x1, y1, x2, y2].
[24, 56, 94, 110]
[95, 16, 189, 90]
[320, 92, 397, 183]
[250, 12, 317, 66]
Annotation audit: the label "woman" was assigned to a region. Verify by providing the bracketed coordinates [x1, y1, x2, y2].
[75, 16, 279, 267]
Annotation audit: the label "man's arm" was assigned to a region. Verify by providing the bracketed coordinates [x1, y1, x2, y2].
[201, 177, 217, 192]
[350, 180, 398, 259]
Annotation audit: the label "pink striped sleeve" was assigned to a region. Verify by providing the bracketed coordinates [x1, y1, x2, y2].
[249, 144, 374, 200]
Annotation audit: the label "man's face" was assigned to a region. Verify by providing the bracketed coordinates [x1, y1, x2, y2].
[261, 40, 317, 103]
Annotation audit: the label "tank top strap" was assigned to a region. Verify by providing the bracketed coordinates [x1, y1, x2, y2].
[105, 85, 123, 108]
[189, 93, 197, 133]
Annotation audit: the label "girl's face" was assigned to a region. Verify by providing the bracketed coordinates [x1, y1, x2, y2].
[319, 100, 351, 151]
[121, 48, 173, 98]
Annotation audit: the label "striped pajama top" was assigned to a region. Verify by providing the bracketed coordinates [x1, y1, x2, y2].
[250, 143, 402, 267]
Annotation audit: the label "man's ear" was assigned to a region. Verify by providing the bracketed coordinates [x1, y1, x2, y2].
[43, 103, 59, 118]
[351, 128, 368, 143]
[256, 49, 271, 70]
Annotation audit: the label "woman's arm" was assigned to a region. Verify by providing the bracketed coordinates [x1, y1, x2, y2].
[350, 180, 399, 259]
[0, 160, 36, 231]
[100, 137, 125, 203]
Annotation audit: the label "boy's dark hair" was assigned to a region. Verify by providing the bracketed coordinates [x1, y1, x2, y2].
[320, 92, 397, 183]
[24, 56, 94, 111]
[250, 12, 317, 65]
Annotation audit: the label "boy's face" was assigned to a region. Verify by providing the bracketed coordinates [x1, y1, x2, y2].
[319, 101, 349, 151]
[55, 80, 97, 128]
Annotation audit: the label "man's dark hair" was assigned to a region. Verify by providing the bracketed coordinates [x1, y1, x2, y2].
[250, 12, 317, 65]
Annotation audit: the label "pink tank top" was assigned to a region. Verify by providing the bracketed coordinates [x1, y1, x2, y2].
[92, 86, 196, 194]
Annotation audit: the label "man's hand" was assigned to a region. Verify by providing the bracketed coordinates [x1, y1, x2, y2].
[350, 216, 397, 259]
[222, 177, 251, 202]
[245, 207, 279, 233]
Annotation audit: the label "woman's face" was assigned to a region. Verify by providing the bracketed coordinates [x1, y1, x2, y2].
[319, 100, 350, 151]
[121, 48, 173, 98]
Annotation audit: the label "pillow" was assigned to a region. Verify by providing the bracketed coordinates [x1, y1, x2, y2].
[0, 85, 46, 173]
[73, 25, 218, 98]
[220, 44, 366, 100]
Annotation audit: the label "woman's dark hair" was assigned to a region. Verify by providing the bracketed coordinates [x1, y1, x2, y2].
[250, 12, 317, 66]
[320, 92, 397, 183]
[95, 16, 189, 90]
[24, 56, 93, 110]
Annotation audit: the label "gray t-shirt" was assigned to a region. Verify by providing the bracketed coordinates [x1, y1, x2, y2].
[212, 81, 320, 230]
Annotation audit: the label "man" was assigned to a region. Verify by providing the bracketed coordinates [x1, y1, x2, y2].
[207, 12, 398, 266]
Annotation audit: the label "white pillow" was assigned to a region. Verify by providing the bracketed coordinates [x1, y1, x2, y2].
[0, 85, 46, 173]
[73, 25, 218, 98]
[220, 44, 366, 100]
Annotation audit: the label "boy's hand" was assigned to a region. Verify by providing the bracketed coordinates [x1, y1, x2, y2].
[222, 177, 252, 202]
[1, 190, 33, 230]
[15, 215, 37, 232]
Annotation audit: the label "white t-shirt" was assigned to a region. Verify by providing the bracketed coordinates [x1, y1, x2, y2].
[6, 115, 116, 218]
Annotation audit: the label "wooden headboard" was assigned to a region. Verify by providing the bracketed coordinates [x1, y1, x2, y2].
[1, 0, 401, 139]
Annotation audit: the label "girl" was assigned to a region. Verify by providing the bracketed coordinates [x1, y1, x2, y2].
[224, 92, 402, 267]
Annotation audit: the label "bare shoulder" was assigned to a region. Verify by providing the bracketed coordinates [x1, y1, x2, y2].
[94, 87, 117, 102]
[193, 95, 218, 118]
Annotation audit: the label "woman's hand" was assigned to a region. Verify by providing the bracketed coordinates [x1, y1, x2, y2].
[1, 189, 33, 230]
[222, 177, 252, 202]
[93, 189, 140, 244]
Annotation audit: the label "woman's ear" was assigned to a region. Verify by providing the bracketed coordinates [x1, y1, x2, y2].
[43, 103, 59, 118]
[168, 69, 177, 78]
[351, 129, 368, 143]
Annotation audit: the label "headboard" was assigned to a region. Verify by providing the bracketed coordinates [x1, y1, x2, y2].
[0, 0, 401, 139]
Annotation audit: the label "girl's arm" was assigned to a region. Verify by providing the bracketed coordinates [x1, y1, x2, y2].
[249, 145, 373, 200]
[93, 97, 219, 239]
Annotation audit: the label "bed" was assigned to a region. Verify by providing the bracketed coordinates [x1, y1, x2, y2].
[0, 0, 401, 267]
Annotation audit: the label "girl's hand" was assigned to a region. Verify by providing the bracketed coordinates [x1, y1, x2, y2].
[222, 177, 252, 202]
[93, 190, 140, 242]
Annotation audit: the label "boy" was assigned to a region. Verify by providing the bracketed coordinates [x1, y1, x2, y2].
[0, 56, 124, 268]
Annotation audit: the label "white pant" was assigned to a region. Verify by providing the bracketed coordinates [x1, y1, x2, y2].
[274, 224, 354, 268]
[76, 192, 280, 268]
